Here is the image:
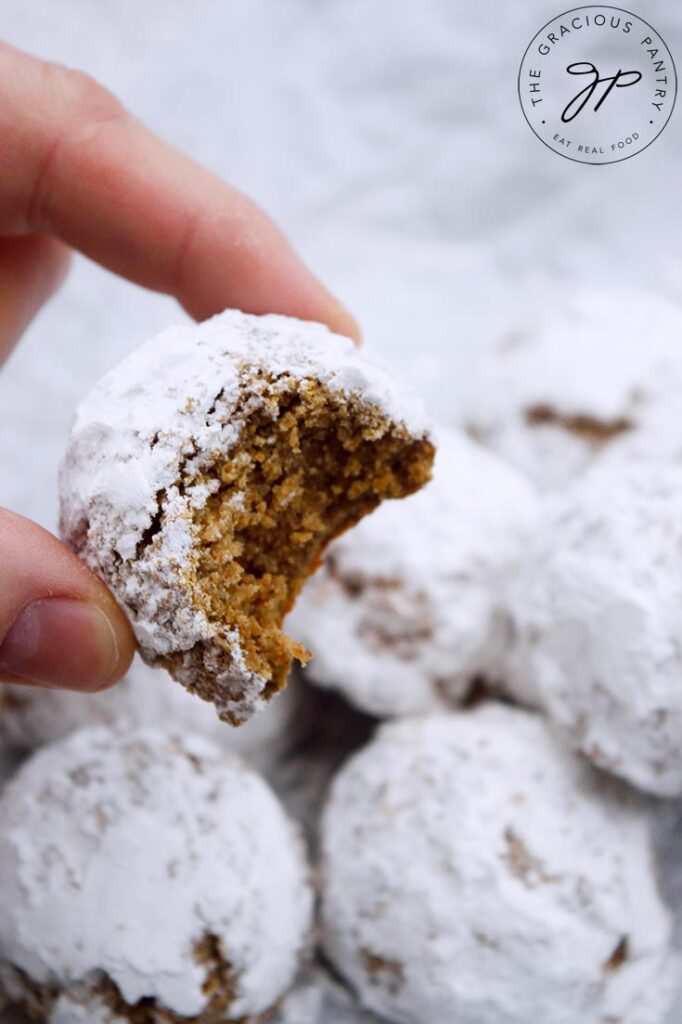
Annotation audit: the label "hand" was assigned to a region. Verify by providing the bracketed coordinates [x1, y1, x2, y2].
[0, 42, 359, 694]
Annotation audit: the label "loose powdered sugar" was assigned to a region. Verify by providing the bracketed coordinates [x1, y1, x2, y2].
[287, 428, 540, 717]
[0, 725, 313, 1021]
[321, 704, 678, 1024]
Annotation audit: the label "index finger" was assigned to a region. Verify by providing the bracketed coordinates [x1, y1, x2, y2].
[0, 42, 359, 338]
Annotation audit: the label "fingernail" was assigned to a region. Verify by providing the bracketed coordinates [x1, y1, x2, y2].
[0, 598, 120, 692]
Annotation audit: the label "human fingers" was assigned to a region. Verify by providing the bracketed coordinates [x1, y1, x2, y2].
[0, 509, 135, 691]
[0, 42, 360, 339]
[0, 235, 70, 363]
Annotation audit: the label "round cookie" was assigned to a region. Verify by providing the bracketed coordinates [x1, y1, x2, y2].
[505, 459, 682, 796]
[321, 704, 677, 1024]
[0, 725, 313, 1022]
[59, 310, 434, 723]
[287, 428, 539, 717]
[0, 657, 306, 780]
[597, 396, 682, 471]
[465, 289, 682, 491]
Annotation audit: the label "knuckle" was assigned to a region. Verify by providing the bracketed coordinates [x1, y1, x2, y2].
[21, 61, 126, 231]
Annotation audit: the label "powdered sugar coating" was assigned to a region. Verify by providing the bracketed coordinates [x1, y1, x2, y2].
[321, 704, 677, 1024]
[0, 725, 313, 1020]
[0, 657, 305, 779]
[287, 429, 540, 717]
[40, 965, 375, 1024]
[59, 310, 431, 723]
[465, 289, 682, 491]
[597, 397, 682, 472]
[271, 964, 377, 1024]
[505, 460, 682, 796]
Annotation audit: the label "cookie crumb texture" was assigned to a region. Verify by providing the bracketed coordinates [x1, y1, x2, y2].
[288, 428, 539, 717]
[0, 726, 313, 1023]
[321, 705, 678, 1024]
[59, 311, 433, 723]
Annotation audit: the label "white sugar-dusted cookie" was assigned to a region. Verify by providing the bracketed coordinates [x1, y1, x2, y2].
[505, 459, 682, 796]
[0, 725, 313, 1023]
[287, 429, 539, 717]
[465, 289, 682, 490]
[0, 657, 305, 779]
[0, 659, 211, 751]
[59, 310, 434, 724]
[270, 964, 377, 1024]
[321, 705, 678, 1024]
[597, 396, 682, 472]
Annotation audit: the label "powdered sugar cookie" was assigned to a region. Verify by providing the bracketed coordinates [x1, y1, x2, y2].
[506, 459, 682, 796]
[288, 429, 539, 717]
[321, 705, 677, 1024]
[0, 725, 313, 1022]
[0, 657, 306, 780]
[59, 311, 434, 724]
[270, 964, 377, 1024]
[465, 290, 682, 491]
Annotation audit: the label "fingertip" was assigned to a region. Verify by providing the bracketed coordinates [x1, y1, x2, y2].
[0, 596, 135, 693]
[41, 237, 72, 302]
[325, 299, 362, 346]
[0, 510, 137, 693]
[0, 236, 71, 363]
[87, 588, 137, 691]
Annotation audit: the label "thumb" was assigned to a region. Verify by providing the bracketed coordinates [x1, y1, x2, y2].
[0, 509, 135, 691]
